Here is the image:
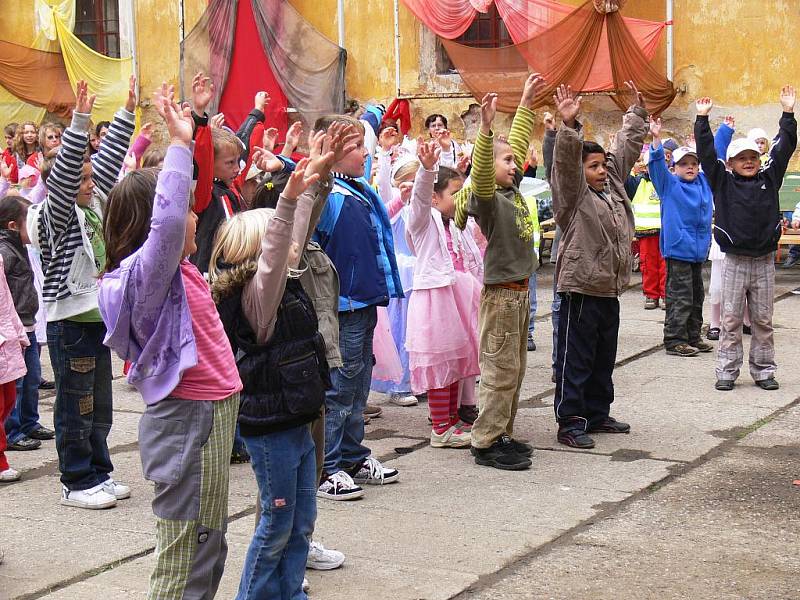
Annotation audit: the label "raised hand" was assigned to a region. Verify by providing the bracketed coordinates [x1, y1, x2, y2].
[283, 157, 321, 201]
[74, 80, 96, 115]
[140, 122, 154, 140]
[154, 90, 193, 147]
[520, 72, 547, 109]
[480, 93, 498, 134]
[209, 113, 225, 129]
[251, 146, 283, 173]
[191, 71, 214, 116]
[723, 114, 735, 129]
[123, 150, 137, 172]
[399, 181, 413, 204]
[624, 80, 645, 110]
[417, 138, 441, 171]
[695, 97, 713, 116]
[543, 111, 556, 131]
[456, 152, 471, 175]
[436, 128, 452, 149]
[649, 116, 662, 139]
[263, 127, 279, 152]
[254, 91, 270, 112]
[331, 123, 361, 165]
[378, 125, 399, 151]
[125, 75, 137, 113]
[780, 85, 796, 112]
[553, 84, 581, 128]
[283, 121, 303, 155]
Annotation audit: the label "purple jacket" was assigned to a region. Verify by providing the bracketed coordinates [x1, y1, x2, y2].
[98, 145, 198, 405]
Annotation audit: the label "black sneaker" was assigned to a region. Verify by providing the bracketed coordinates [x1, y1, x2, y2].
[498, 434, 533, 457]
[783, 254, 800, 268]
[707, 327, 720, 341]
[39, 380, 55, 390]
[7, 437, 41, 451]
[715, 379, 735, 391]
[587, 417, 630, 434]
[755, 377, 779, 391]
[458, 405, 478, 425]
[28, 427, 55, 441]
[471, 438, 531, 470]
[556, 428, 595, 449]
[743, 325, 752, 336]
[527, 334, 536, 351]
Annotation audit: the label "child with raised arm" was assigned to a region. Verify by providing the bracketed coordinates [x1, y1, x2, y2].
[550, 82, 647, 450]
[648, 117, 714, 357]
[453, 73, 546, 470]
[99, 88, 242, 599]
[37, 79, 135, 509]
[694, 88, 797, 391]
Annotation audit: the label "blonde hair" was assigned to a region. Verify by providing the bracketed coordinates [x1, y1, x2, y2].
[208, 209, 305, 283]
[392, 160, 420, 186]
[313, 114, 365, 135]
[211, 127, 242, 157]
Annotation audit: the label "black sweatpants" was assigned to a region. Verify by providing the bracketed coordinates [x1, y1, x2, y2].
[553, 292, 620, 432]
[663, 259, 704, 349]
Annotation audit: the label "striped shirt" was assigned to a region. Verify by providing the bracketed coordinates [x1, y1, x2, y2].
[38, 109, 135, 320]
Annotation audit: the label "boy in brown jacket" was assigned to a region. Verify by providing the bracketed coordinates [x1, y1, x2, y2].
[550, 82, 647, 449]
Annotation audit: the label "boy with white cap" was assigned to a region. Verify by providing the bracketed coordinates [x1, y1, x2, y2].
[648, 117, 714, 357]
[694, 88, 797, 391]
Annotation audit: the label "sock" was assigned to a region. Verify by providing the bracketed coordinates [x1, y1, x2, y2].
[711, 302, 721, 329]
[458, 376, 477, 407]
[428, 386, 452, 433]
[448, 381, 460, 420]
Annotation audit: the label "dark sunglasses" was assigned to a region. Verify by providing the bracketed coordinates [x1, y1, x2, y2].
[47, 134, 61, 140]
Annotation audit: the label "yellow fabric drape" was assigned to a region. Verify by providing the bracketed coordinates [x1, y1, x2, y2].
[54, 16, 132, 123]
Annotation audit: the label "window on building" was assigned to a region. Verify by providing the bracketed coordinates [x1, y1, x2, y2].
[438, 7, 512, 74]
[74, 0, 121, 58]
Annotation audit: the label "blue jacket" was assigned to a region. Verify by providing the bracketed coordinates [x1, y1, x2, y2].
[314, 177, 403, 312]
[648, 145, 713, 262]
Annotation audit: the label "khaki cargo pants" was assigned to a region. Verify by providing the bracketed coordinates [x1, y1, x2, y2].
[471, 285, 530, 449]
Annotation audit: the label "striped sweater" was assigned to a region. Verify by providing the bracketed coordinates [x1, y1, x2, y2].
[37, 109, 135, 321]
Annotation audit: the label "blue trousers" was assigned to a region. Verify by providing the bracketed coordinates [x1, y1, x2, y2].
[6, 331, 43, 444]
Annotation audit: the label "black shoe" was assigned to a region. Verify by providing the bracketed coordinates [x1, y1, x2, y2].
[587, 417, 630, 434]
[743, 325, 752, 335]
[527, 334, 536, 352]
[27, 427, 55, 441]
[783, 254, 800, 268]
[457, 405, 478, 426]
[230, 448, 251, 464]
[498, 434, 533, 457]
[7, 437, 42, 451]
[471, 438, 532, 470]
[39, 380, 55, 390]
[556, 428, 595, 449]
[755, 377, 779, 391]
[707, 327, 720, 341]
[715, 379, 735, 391]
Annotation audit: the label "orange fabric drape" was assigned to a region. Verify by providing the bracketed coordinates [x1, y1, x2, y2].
[442, 1, 675, 115]
[0, 40, 74, 118]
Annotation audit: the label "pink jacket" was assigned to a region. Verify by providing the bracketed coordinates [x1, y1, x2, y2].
[406, 166, 483, 290]
[0, 255, 29, 384]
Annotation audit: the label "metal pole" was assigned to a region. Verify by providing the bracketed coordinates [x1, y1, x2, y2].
[666, 0, 674, 81]
[393, 0, 401, 96]
[337, 0, 345, 48]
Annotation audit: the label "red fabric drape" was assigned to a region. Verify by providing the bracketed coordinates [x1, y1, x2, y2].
[217, 0, 288, 134]
[442, 1, 676, 115]
[384, 99, 412, 136]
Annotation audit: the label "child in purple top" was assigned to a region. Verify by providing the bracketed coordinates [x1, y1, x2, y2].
[98, 86, 242, 599]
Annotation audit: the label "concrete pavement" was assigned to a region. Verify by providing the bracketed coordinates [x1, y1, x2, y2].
[2, 264, 799, 600]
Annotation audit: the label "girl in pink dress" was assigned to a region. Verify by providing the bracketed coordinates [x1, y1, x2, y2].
[405, 140, 482, 448]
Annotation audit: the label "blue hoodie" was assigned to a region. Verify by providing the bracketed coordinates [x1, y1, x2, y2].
[648, 145, 713, 262]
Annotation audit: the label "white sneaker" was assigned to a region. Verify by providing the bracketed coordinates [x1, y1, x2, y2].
[389, 393, 418, 407]
[430, 423, 471, 448]
[351, 456, 399, 485]
[101, 478, 131, 500]
[306, 540, 345, 570]
[302, 577, 310, 592]
[60, 483, 117, 509]
[0, 468, 20, 482]
[317, 471, 365, 501]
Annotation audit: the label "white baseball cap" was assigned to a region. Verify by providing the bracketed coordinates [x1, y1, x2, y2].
[747, 127, 769, 142]
[726, 137, 761, 161]
[672, 147, 698, 165]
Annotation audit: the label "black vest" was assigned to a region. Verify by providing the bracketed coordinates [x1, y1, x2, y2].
[191, 181, 242, 274]
[217, 275, 330, 436]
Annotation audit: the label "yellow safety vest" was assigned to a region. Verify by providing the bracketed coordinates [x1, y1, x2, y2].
[632, 178, 661, 231]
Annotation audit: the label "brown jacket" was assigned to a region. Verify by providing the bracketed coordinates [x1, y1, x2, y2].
[551, 106, 648, 298]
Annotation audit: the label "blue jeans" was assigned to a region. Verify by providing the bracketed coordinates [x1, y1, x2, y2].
[528, 272, 538, 335]
[6, 331, 43, 444]
[237, 426, 316, 600]
[552, 275, 562, 371]
[324, 306, 376, 475]
[47, 320, 114, 490]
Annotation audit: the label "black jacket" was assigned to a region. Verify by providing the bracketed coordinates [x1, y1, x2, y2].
[696, 112, 797, 257]
[0, 229, 38, 327]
